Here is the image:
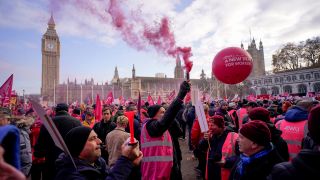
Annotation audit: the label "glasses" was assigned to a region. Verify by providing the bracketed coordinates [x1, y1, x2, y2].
[104, 113, 110, 115]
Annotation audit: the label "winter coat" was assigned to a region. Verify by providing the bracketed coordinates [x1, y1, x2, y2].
[266, 123, 289, 161]
[268, 149, 320, 180]
[34, 111, 82, 180]
[55, 153, 134, 180]
[284, 106, 309, 122]
[93, 120, 116, 142]
[229, 145, 284, 180]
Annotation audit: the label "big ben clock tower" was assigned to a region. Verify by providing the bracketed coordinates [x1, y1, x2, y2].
[41, 14, 60, 102]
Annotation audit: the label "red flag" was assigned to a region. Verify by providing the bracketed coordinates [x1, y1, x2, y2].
[124, 111, 135, 144]
[167, 90, 176, 102]
[147, 95, 154, 105]
[157, 96, 162, 105]
[137, 91, 141, 120]
[105, 91, 114, 105]
[0, 74, 13, 105]
[95, 94, 102, 122]
[184, 92, 191, 103]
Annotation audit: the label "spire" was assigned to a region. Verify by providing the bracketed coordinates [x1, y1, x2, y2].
[241, 42, 244, 49]
[132, 64, 136, 79]
[200, 69, 206, 79]
[176, 55, 181, 67]
[112, 66, 120, 84]
[251, 37, 256, 48]
[259, 39, 263, 50]
[48, 13, 55, 27]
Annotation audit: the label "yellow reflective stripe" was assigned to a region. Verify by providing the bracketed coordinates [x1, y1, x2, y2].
[143, 156, 173, 162]
[141, 141, 172, 148]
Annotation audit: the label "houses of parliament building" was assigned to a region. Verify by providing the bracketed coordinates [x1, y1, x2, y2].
[41, 15, 280, 105]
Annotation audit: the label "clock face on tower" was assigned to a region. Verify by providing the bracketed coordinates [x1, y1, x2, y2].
[46, 41, 55, 51]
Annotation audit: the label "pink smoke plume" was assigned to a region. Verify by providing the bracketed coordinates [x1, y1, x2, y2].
[107, 0, 193, 74]
[49, 0, 193, 74]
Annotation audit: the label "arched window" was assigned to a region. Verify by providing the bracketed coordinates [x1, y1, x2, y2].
[260, 88, 268, 94]
[314, 73, 320, 79]
[292, 76, 297, 81]
[300, 74, 305, 80]
[298, 84, 307, 93]
[271, 86, 279, 95]
[286, 76, 291, 82]
[283, 85, 292, 93]
[314, 83, 320, 92]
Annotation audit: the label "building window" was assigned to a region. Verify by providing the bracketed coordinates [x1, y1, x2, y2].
[254, 80, 257, 85]
[275, 78, 279, 83]
[283, 85, 292, 93]
[315, 73, 320, 79]
[271, 86, 279, 95]
[292, 76, 297, 81]
[298, 84, 307, 93]
[286, 76, 291, 82]
[300, 74, 305, 80]
[314, 83, 320, 92]
[258, 80, 262, 84]
[306, 74, 311, 79]
[280, 77, 283, 82]
[260, 88, 268, 95]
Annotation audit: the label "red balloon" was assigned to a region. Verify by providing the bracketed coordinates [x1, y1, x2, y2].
[212, 47, 253, 84]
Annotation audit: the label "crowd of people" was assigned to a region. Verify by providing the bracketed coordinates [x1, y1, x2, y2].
[1, 80, 320, 180]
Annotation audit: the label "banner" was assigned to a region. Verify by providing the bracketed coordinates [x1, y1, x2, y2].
[195, 100, 208, 133]
[0, 74, 13, 105]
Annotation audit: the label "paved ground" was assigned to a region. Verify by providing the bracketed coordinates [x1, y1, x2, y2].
[179, 138, 200, 180]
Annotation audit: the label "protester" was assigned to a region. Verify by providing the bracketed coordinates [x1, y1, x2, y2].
[275, 100, 313, 160]
[229, 120, 284, 180]
[140, 81, 190, 180]
[55, 126, 142, 179]
[199, 115, 238, 180]
[105, 115, 130, 166]
[268, 105, 320, 180]
[34, 103, 82, 180]
[248, 107, 289, 161]
[82, 111, 95, 128]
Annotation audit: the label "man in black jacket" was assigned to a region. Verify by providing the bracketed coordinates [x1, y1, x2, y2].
[34, 103, 82, 180]
[55, 126, 142, 180]
[268, 105, 320, 180]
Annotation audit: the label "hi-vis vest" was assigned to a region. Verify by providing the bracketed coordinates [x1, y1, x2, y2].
[236, 108, 247, 128]
[276, 119, 308, 160]
[141, 120, 173, 180]
[205, 132, 238, 180]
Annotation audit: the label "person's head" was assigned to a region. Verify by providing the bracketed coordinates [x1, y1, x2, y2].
[85, 111, 94, 121]
[297, 100, 313, 112]
[220, 101, 228, 110]
[126, 104, 137, 113]
[72, 108, 81, 116]
[147, 105, 165, 120]
[55, 103, 68, 113]
[209, 115, 225, 135]
[203, 104, 209, 114]
[102, 108, 112, 122]
[245, 102, 259, 113]
[248, 107, 270, 123]
[116, 115, 129, 128]
[307, 105, 320, 145]
[66, 127, 102, 163]
[0, 108, 11, 126]
[229, 102, 236, 109]
[238, 120, 271, 156]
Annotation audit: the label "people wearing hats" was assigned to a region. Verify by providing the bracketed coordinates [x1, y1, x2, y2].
[215, 101, 236, 132]
[34, 103, 82, 180]
[105, 115, 130, 166]
[83, 111, 95, 128]
[229, 120, 284, 180]
[241, 101, 259, 125]
[275, 100, 313, 160]
[55, 126, 142, 180]
[140, 81, 190, 180]
[269, 105, 320, 180]
[228, 102, 240, 132]
[248, 107, 289, 161]
[199, 115, 239, 180]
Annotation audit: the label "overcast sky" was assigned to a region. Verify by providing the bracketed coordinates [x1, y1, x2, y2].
[1, 0, 319, 95]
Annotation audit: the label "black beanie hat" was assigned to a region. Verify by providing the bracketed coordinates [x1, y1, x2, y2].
[65, 126, 92, 157]
[240, 120, 271, 146]
[55, 103, 68, 112]
[147, 105, 162, 118]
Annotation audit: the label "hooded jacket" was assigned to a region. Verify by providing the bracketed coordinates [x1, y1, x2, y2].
[284, 106, 308, 122]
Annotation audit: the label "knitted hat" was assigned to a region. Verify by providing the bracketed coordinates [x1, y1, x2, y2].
[248, 107, 270, 123]
[210, 115, 225, 128]
[147, 105, 162, 118]
[0, 107, 11, 118]
[308, 105, 320, 145]
[65, 126, 92, 157]
[240, 120, 271, 146]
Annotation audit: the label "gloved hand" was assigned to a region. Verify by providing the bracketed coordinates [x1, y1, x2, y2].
[177, 81, 191, 99]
